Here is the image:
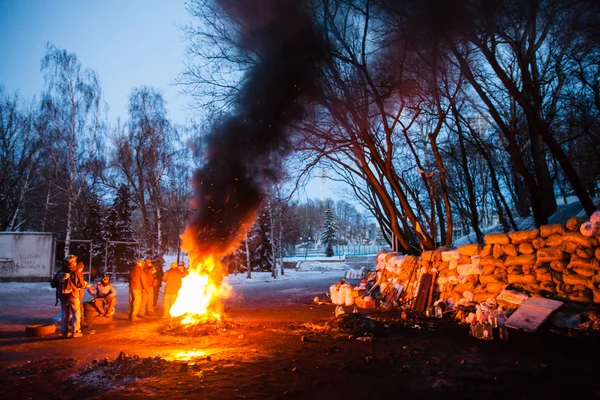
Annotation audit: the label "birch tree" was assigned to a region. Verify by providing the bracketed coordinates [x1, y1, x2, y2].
[39, 44, 104, 253]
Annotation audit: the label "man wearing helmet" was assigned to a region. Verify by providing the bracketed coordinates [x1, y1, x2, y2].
[87, 274, 117, 317]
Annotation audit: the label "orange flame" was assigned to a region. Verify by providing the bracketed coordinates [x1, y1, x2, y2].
[169, 228, 233, 325]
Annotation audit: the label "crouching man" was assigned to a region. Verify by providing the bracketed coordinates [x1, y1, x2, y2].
[88, 274, 117, 317]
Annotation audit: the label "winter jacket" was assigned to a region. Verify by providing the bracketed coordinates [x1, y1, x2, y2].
[162, 268, 183, 295]
[153, 267, 163, 289]
[129, 265, 149, 291]
[87, 281, 116, 299]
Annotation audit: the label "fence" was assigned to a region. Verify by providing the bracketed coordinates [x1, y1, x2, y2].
[284, 244, 388, 259]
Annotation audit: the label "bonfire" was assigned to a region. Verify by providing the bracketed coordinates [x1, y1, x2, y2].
[162, 227, 234, 335]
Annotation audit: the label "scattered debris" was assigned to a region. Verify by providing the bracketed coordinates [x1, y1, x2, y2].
[160, 316, 241, 337]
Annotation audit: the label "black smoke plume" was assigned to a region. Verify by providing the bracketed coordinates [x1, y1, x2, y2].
[185, 0, 329, 256]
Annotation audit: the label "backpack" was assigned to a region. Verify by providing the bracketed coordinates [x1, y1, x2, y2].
[52, 272, 74, 305]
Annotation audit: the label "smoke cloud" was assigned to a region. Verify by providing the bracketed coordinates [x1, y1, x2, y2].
[186, 0, 329, 257]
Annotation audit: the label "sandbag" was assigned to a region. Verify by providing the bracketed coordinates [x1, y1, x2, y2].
[474, 284, 488, 293]
[507, 266, 523, 275]
[535, 272, 552, 282]
[591, 211, 600, 226]
[508, 229, 539, 244]
[572, 267, 595, 278]
[458, 255, 471, 265]
[485, 233, 510, 245]
[593, 288, 600, 303]
[480, 245, 493, 258]
[432, 247, 449, 263]
[576, 247, 594, 259]
[569, 291, 592, 303]
[536, 247, 564, 263]
[562, 273, 589, 286]
[449, 259, 458, 270]
[479, 274, 502, 284]
[559, 241, 579, 254]
[539, 281, 555, 293]
[453, 282, 477, 294]
[592, 274, 600, 284]
[507, 274, 537, 285]
[421, 250, 434, 261]
[561, 231, 598, 247]
[522, 265, 533, 275]
[467, 274, 480, 284]
[532, 238, 546, 250]
[566, 216, 584, 232]
[596, 248, 600, 261]
[441, 250, 460, 262]
[567, 255, 600, 271]
[493, 244, 506, 258]
[540, 224, 565, 238]
[438, 261, 449, 272]
[580, 222, 597, 238]
[480, 256, 505, 268]
[552, 271, 564, 284]
[545, 234, 562, 247]
[518, 243, 535, 254]
[458, 244, 480, 256]
[550, 260, 567, 273]
[494, 267, 508, 278]
[403, 255, 419, 270]
[505, 254, 536, 266]
[473, 292, 497, 302]
[457, 263, 482, 276]
[482, 265, 496, 275]
[502, 244, 518, 257]
[486, 282, 505, 293]
[534, 265, 550, 274]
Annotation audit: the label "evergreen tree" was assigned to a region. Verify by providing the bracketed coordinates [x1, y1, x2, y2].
[321, 206, 337, 257]
[106, 184, 136, 274]
[253, 206, 273, 271]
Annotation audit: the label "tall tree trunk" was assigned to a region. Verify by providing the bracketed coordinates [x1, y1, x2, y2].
[245, 227, 252, 279]
[455, 115, 484, 244]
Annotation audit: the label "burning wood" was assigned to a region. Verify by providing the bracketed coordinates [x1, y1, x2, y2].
[160, 316, 241, 337]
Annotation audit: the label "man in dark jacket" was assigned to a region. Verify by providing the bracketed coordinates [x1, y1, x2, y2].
[128, 259, 148, 321]
[52, 254, 85, 338]
[162, 262, 183, 318]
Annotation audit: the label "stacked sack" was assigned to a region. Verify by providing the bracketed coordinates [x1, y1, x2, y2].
[376, 211, 600, 306]
[374, 252, 422, 299]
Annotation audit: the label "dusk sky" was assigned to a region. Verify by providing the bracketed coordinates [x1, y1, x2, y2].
[0, 0, 191, 124]
[0, 0, 342, 202]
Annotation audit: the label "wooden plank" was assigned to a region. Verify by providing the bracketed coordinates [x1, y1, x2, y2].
[413, 273, 432, 312]
[426, 271, 437, 308]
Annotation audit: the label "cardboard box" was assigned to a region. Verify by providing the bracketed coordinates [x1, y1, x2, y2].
[355, 297, 376, 309]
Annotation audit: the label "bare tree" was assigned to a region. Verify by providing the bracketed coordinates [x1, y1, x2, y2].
[38, 44, 104, 253]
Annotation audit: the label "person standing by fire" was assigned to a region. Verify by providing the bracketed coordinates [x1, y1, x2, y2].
[162, 262, 182, 318]
[128, 259, 148, 322]
[51, 254, 85, 337]
[140, 258, 155, 316]
[152, 260, 163, 311]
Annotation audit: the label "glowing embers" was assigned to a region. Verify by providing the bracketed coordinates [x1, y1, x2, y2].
[169, 255, 232, 325]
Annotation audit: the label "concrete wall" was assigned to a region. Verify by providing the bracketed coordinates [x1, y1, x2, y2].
[0, 233, 54, 281]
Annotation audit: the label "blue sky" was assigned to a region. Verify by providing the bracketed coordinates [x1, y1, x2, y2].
[0, 0, 346, 203]
[0, 0, 191, 124]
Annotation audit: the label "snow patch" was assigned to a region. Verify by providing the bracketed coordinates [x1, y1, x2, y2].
[295, 261, 349, 272]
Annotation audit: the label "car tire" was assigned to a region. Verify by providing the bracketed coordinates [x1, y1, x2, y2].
[25, 323, 56, 337]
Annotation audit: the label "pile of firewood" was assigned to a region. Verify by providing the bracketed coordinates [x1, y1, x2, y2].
[377, 215, 600, 307]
